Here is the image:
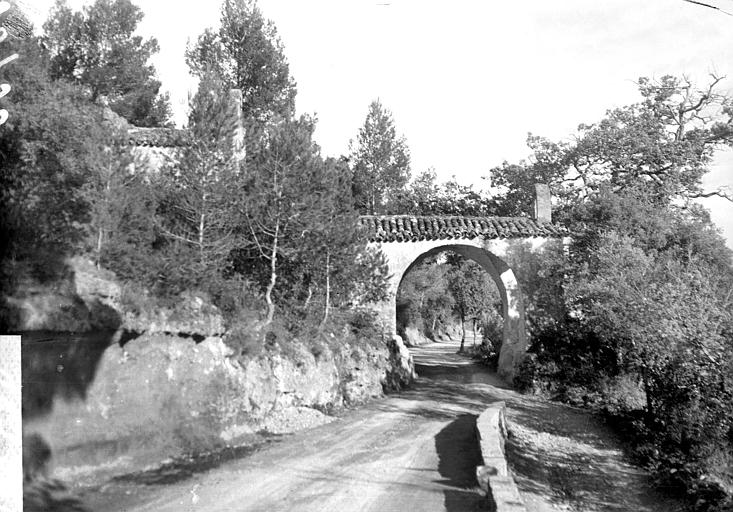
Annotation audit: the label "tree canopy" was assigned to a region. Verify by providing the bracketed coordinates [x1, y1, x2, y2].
[350, 99, 411, 214]
[185, 0, 297, 123]
[393, 168, 498, 216]
[490, 75, 733, 218]
[42, 0, 171, 127]
[493, 75, 733, 508]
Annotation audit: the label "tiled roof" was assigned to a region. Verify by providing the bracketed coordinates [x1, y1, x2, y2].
[359, 215, 567, 242]
[127, 127, 192, 147]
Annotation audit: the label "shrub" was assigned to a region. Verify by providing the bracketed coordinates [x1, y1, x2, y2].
[513, 354, 540, 393]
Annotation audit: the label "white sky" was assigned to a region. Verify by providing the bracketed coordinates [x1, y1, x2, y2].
[25, 0, 733, 246]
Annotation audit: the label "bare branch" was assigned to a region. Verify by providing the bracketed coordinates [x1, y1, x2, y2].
[682, 0, 733, 16]
[688, 187, 733, 201]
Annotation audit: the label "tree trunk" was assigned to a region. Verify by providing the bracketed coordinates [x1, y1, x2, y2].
[96, 227, 104, 269]
[304, 285, 313, 308]
[459, 312, 466, 353]
[319, 251, 331, 330]
[472, 318, 477, 346]
[264, 219, 279, 326]
[641, 363, 655, 427]
[199, 187, 207, 264]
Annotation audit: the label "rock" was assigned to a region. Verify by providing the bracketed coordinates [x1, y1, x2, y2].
[2, 257, 123, 332]
[24, 330, 405, 484]
[4, 293, 93, 332]
[122, 291, 224, 337]
[271, 350, 341, 409]
[70, 257, 120, 308]
[401, 326, 433, 347]
[383, 335, 415, 391]
[335, 345, 385, 404]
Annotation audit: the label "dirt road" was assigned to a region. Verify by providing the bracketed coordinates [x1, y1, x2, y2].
[81, 340, 685, 512]
[83, 341, 498, 512]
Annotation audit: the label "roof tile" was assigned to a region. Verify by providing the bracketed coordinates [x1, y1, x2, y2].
[360, 215, 567, 242]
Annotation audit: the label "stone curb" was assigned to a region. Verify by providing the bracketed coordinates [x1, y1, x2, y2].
[475, 401, 527, 512]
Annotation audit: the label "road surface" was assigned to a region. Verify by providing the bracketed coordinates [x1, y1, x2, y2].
[83, 340, 501, 512]
[81, 340, 685, 512]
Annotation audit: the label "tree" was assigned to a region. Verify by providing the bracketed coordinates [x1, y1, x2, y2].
[397, 256, 455, 338]
[236, 117, 389, 327]
[567, 232, 732, 482]
[297, 157, 389, 328]
[42, 0, 171, 127]
[153, 73, 242, 293]
[0, 35, 163, 297]
[185, 0, 296, 122]
[0, 38, 117, 280]
[80, 125, 140, 269]
[238, 116, 324, 324]
[394, 169, 498, 216]
[350, 99, 411, 214]
[447, 255, 498, 353]
[487, 74, 733, 507]
[490, 75, 733, 218]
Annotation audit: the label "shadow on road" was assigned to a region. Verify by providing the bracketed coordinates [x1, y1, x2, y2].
[434, 414, 485, 512]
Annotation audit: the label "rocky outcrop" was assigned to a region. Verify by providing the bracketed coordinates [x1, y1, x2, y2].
[3, 257, 122, 333]
[400, 326, 434, 347]
[23, 333, 409, 484]
[3, 257, 224, 337]
[384, 335, 416, 389]
[121, 292, 224, 337]
[15, 258, 416, 485]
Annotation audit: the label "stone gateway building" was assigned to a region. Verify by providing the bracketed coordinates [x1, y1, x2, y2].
[359, 185, 567, 382]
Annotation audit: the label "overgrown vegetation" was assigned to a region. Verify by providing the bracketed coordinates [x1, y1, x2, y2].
[1, 0, 389, 345]
[3, 1, 733, 508]
[498, 76, 733, 511]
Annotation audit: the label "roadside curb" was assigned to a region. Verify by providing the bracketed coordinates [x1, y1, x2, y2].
[475, 401, 527, 512]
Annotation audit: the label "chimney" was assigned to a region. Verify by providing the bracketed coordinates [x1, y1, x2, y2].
[533, 183, 552, 223]
[228, 89, 245, 162]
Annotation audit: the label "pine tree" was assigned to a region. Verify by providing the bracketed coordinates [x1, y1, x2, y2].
[185, 0, 296, 123]
[350, 100, 411, 214]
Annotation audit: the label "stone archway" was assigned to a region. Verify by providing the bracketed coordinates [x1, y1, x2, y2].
[369, 238, 527, 382]
[359, 187, 566, 383]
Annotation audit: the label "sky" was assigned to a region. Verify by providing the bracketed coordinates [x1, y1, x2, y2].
[25, 0, 733, 245]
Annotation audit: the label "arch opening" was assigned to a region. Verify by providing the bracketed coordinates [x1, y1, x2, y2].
[372, 242, 527, 381]
[396, 249, 504, 359]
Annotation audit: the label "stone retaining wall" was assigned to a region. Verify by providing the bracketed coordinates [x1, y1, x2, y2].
[23, 332, 413, 486]
[475, 401, 527, 512]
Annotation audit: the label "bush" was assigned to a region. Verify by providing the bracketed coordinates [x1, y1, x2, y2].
[513, 354, 540, 393]
[343, 308, 382, 345]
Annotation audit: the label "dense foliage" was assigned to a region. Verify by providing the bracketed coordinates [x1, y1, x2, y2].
[0, 38, 136, 285]
[4, 2, 733, 507]
[497, 76, 733, 510]
[42, 0, 171, 126]
[349, 99, 411, 214]
[0, 1, 388, 342]
[185, 0, 296, 122]
[397, 253, 502, 356]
